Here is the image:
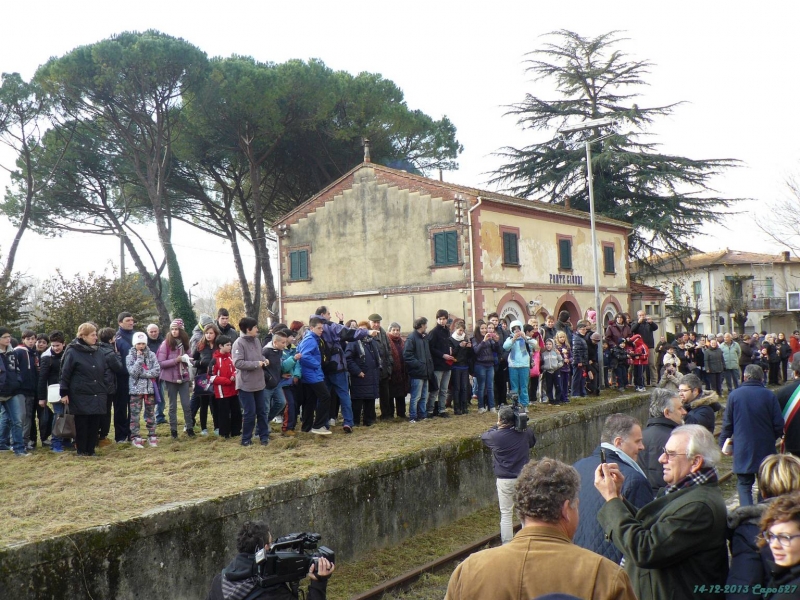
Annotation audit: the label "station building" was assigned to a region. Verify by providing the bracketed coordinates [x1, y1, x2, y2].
[273, 161, 633, 331]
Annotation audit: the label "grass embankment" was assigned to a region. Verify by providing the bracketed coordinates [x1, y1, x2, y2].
[0, 390, 626, 547]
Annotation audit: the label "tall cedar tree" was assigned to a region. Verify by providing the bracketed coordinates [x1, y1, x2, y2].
[491, 30, 741, 265]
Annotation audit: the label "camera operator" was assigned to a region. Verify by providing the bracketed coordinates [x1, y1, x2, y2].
[480, 406, 536, 544]
[206, 521, 334, 600]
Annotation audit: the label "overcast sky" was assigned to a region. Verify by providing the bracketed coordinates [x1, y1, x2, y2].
[2, 1, 798, 299]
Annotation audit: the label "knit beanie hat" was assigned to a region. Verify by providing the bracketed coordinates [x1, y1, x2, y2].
[132, 332, 147, 345]
[170, 318, 185, 330]
[198, 314, 214, 329]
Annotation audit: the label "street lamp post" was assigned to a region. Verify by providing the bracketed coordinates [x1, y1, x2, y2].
[558, 117, 616, 390]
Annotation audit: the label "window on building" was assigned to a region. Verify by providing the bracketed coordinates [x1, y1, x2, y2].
[731, 279, 744, 299]
[289, 249, 308, 281]
[502, 232, 519, 265]
[696, 322, 704, 334]
[433, 230, 459, 266]
[766, 277, 775, 297]
[692, 281, 702, 300]
[558, 238, 572, 270]
[672, 285, 681, 303]
[603, 245, 615, 274]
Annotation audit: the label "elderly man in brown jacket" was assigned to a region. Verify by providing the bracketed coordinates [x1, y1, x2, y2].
[444, 458, 636, 600]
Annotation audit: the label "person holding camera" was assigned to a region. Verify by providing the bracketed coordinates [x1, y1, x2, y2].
[480, 406, 536, 544]
[206, 521, 334, 600]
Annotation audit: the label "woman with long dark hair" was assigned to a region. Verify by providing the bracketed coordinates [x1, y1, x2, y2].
[192, 323, 220, 435]
[157, 319, 194, 439]
[59, 323, 109, 457]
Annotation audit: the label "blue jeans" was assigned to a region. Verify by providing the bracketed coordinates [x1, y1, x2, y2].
[0, 394, 25, 454]
[508, 367, 530, 406]
[723, 368, 740, 393]
[408, 378, 429, 420]
[737, 473, 757, 507]
[238, 388, 268, 444]
[155, 381, 166, 422]
[474, 364, 495, 409]
[264, 386, 287, 436]
[428, 370, 451, 414]
[325, 370, 354, 427]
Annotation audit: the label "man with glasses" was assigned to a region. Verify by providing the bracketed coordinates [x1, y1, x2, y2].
[595, 424, 728, 599]
[718, 364, 784, 507]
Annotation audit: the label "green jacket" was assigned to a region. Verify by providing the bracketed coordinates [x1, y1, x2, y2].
[721, 342, 742, 370]
[597, 481, 729, 600]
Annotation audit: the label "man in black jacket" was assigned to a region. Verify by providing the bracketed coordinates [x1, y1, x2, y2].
[481, 406, 536, 543]
[37, 331, 66, 452]
[427, 309, 453, 418]
[637, 388, 687, 496]
[206, 521, 333, 600]
[0, 327, 27, 456]
[631, 310, 659, 386]
[403, 317, 434, 423]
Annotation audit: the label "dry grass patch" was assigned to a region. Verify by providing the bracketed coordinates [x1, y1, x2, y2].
[0, 392, 623, 547]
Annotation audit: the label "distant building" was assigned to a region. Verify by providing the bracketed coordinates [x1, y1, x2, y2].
[273, 161, 632, 330]
[632, 248, 800, 335]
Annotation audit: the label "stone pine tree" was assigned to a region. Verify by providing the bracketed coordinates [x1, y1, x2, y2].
[491, 30, 741, 264]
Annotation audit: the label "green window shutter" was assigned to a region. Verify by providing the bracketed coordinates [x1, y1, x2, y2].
[434, 231, 458, 265]
[445, 231, 458, 264]
[289, 250, 308, 280]
[604, 246, 615, 273]
[434, 232, 446, 265]
[503, 232, 519, 264]
[299, 250, 308, 280]
[290, 251, 299, 280]
[559, 239, 572, 269]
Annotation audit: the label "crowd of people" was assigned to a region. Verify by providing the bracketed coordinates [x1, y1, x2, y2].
[0, 304, 619, 454]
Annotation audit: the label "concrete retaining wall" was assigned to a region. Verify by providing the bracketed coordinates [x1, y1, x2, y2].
[0, 393, 649, 600]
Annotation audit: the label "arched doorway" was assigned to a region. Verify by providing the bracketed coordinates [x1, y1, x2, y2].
[555, 299, 580, 328]
[498, 296, 528, 327]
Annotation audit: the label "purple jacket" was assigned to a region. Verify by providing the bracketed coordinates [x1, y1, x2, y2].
[156, 341, 189, 384]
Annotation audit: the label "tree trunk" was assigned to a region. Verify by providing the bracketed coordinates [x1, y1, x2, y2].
[248, 161, 277, 321]
[2, 142, 34, 281]
[121, 233, 172, 329]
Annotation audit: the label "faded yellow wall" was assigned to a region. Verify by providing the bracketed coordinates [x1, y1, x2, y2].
[283, 167, 467, 296]
[283, 290, 469, 334]
[479, 209, 627, 287]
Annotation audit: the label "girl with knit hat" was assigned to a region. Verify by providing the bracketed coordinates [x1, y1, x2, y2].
[127, 332, 161, 448]
[156, 319, 195, 439]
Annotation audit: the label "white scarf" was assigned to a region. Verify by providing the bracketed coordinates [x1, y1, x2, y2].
[452, 331, 465, 342]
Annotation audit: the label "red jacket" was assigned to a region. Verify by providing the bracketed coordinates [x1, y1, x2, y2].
[210, 351, 237, 399]
[629, 334, 649, 366]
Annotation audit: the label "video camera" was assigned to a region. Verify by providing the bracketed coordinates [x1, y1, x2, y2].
[507, 392, 528, 432]
[253, 532, 335, 591]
